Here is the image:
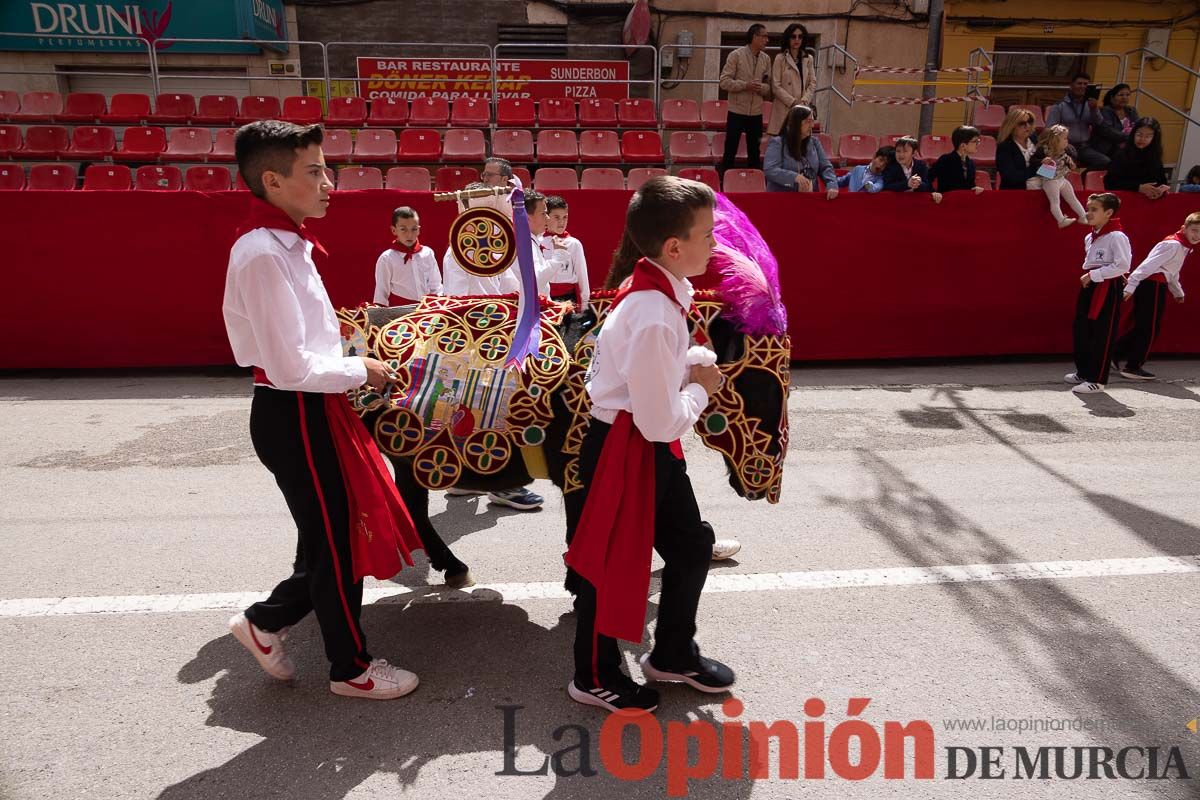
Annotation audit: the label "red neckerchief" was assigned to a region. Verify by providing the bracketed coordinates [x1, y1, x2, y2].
[391, 239, 422, 263]
[565, 258, 689, 645]
[1168, 228, 1197, 253]
[553, 230, 572, 240]
[1091, 216, 1124, 239]
[239, 196, 329, 257]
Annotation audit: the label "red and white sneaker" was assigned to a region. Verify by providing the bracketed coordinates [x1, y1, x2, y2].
[228, 612, 295, 681]
[330, 659, 419, 700]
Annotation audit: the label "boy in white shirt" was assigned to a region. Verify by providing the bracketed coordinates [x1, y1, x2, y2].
[1065, 192, 1132, 394]
[1114, 211, 1200, 380]
[373, 206, 442, 306]
[222, 120, 420, 701]
[542, 195, 590, 306]
[564, 176, 732, 713]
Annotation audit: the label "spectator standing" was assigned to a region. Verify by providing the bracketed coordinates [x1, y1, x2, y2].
[1045, 72, 1109, 169]
[719, 24, 773, 172]
[768, 23, 815, 136]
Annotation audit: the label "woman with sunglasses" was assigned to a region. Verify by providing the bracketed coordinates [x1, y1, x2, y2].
[768, 23, 815, 137]
[994, 107, 1040, 189]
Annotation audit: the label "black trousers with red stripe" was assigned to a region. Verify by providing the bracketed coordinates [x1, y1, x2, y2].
[565, 419, 715, 689]
[1073, 277, 1124, 385]
[243, 387, 372, 682]
[1114, 280, 1169, 371]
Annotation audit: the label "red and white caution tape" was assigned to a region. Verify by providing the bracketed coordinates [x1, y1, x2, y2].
[850, 93, 980, 105]
[855, 64, 991, 75]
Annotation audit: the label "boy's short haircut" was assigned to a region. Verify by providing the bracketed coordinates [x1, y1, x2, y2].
[1088, 192, 1121, 213]
[484, 157, 513, 178]
[392, 206, 417, 225]
[523, 189, 546, 214]
[874, 145, 894, 159]
[951, 125, 981, 149]
[1185, 211, 1200, 226]
[894, 135, 918, 152]
[545, 195, 568, 212]
[625, 175, 715, 258]
[235, 120, 324, 199]
[746, 23, 766, 43]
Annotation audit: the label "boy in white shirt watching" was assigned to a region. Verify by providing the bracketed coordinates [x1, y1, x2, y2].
[373, 206, 442, 306]
[542, 195, 590, 307]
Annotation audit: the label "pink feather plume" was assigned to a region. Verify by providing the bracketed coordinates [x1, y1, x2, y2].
[710, 192, 787, 336]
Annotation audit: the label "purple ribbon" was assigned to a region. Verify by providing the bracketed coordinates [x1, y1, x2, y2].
[506, 186, 541, 370]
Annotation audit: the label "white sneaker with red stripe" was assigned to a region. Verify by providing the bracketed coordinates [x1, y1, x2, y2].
[330, 659, 419, 700]
[228, 612, 295, 681]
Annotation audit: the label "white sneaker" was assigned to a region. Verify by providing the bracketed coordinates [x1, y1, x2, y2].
[1063, 372, 1081, 384]
[1071, 381, 1106, 394]
[228, 612, 295, 681]
[330, 659, 419, 700]
[711, 539, 741, 560]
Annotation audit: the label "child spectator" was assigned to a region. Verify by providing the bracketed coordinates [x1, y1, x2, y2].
[1180, 165, 1200, 194]
[881, 136, 937, 200]
[542, 195, 590, 306]
[1027, 124, 1088, 229]
[837, 146, 892, 193]
[929, 125, 986, 196]
[1065, 193, 1131, 394]
[373, 206, 442, 305]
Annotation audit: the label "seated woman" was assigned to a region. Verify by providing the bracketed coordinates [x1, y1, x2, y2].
[763, 104, 838, 198]
[1104, 117, 1170, 200]
[1090, 84, 1138, 162]
[994, 107, 1040, 190]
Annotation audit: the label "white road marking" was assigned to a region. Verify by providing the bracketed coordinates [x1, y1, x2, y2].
[2, 554, 1198, 619]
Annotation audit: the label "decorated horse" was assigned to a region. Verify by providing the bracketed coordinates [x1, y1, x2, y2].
[335, 193, 791, 585]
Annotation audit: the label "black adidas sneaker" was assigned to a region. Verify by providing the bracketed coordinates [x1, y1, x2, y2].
[639, 652, 735, 693]
[567, 675, 660, 713]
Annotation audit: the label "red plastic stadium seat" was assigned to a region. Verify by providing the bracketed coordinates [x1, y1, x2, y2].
[367, 98, 409, 127]
[918, 134, 952, 165]
[59, 92, 107, 122]
[709, 132, 747, 165]
[512, 166, 532, 186]
[1084, 170, 1106, 192]
[580, 167, 624, 190]
[627, 167, 667, 190]
[700, 100, 728, 130]
[281, 96, 322, 124]
[386, 166, 431, 191]
[0, 164, 24, 190]
[149, 93, 195, 124]
[668, 131, 713, 164]
[18, 126, 69, 159]
[662, 99, 702, 129]
[436, 166, 478, 192]
[974, 135, 997, 169]
[0, 91, 18, 121]
[114, 126, 166, 161]
[973, 104, 1005, 134]
[236, 172, 249, 190]
[135, 165, 182, 191]
[237, 95, 282, 125]
[337, 166, 383, 190]
[538, 98, 576, 127]
[579, 130, 621, 163]
[325, 167, 336, 186]
[533, 167, 578, 191]
[492, 129, 534, 162]
[410, 98, 449, 127]
[497, 99, 536, 128]
[618, 98, 656, 128]
[162, 127, 212, 162]
[723, 168, 766, 193]
[210, 128, 237, 162]
[1010, 104, 1045, 129]
[325, 96, 367, 127]
[355, 128, 400, 162]
[536, 130, 578, 163]
[974, 170, 992, 190]
[1065, 171, 1083, 191]
[579, 99, 617, 127]
[882, 134, 908, 148]
[102, 93, 151, 124]
[321, 129, 353, 164]
[396, 129, 440, 162]
[677, 167, 719, 192]
[193, 95, 238, 125]
[28, 164, 76, 190]
[64, 126, 117, 158]
[620, 130, 663, 163]
[441, 128, 486, 162]
[13, 91, 62, 122]
[185, 166, 233, 191]
[0, 126, 21, 158]
[816, 133, 834, 157]
[83, 164, 132, 190]
[450, 98, 489, 127]
[838, 134, 878, 166]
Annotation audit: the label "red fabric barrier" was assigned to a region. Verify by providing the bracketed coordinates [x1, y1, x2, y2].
[2, 189, 1199, 369]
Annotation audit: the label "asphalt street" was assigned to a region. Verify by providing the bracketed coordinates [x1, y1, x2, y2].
[1, 360, 1199, 799]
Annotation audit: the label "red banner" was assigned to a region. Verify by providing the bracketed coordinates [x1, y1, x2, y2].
[355, 57, 629, 102]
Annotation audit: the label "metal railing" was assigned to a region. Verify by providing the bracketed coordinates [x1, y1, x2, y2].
[1127, 46, 1200, 183]
[0, 32, 157, 94]
[492, 42, 656, 113]
[152, 38, 323, 97]
[327, 41, 491, 108]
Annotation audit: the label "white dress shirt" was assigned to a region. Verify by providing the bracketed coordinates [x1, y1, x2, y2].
[223, 227, 367, 393]
[1082, 228, 1133, 283]
[541, 233, 591, 304]
[586, 261, 709, 442]
[442, 237, 555, 297]
[373, 245, 443, 304]
[1125, 239, 1188, 298]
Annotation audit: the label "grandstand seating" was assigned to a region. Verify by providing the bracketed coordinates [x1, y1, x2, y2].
[620, 130, 663, 163]
[149, 93, 195, 124]
[113, 126, 166, 161]
[210, 128, 237, 162]
[626, 167, 666, 190]
[326, 96, 367, 127]
[366, 98, 409, 127]
[0, 91, 19, 121]
[59, 92, 107, 122]
[13, 91, 63, 122]
[580, 167, 625, 189]
[0, 126, 18, 158]
[450, 98, 489, 127]
[320, 129, 354, 163]
[839, 134, 878, 166]
[662, 99, 702, 129]
[579, 99, 617, 127]
[338, 166, 383, 190]
[0, 163, 23, 190]
[64, 126, 117, 159]
[435, 166, 477, 192]
[497, 99, 536, 127]
[700, 100, 728, 130]
[83, 164, 131, 190]
[539, 98, 576, 127]
[410, 98, 450, 127]
[536, 130, 578, 163]
[667, 131, 713, 164]
[282, 96, 323, 124]
[135, 165, 182, 191]
[18, 126, 69, 159]
[355, 128, 399, 162]
[386, 166, 432, 191]
[441, 128, 486, 162]
[396, 129, 441, 162]
[919, 134, 953, 164]
[973, 104, 1005, 134]
[723, 168, 766, 193]
[1084, 170, 1106, 191]
[492, 129, 534, 162]
[676, 167, 719, 191]
[162, 127, 212, 161]
[579, 130, 621, 163]
[533, 167, 578, 191]
[236, 95, 282, 125]
[184, 166, 232, 191]
[193, 95, 238, 125]
[974, 135, 997, 169]
[102, 93, 151, 124]
[28, 163, 77, 190]
[618, 98, 656, 128]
